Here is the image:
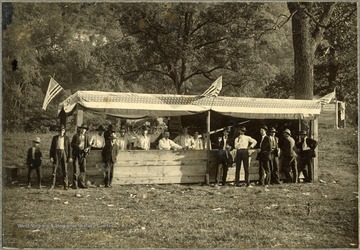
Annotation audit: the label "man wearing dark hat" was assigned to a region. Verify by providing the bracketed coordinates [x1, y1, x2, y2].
[215, 129, 233, 186]
[49, 125, 72, 190]
[257, 125, 272, 186]
[103, 124, 114, 145]
[233, 126, 257, 187]
[296, 130, 318, 183]
[268, 127, 281, 184]
[279, 128, 298, 183]
[90, 125, 105, 150]
[71, 124, 91, 189]
[102, 133, 119, 187]
[26, 137, 42, 189]
[134, 125, 150, 150]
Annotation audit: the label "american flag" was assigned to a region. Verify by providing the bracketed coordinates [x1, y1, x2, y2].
[200, 76, 222, 97]
[320, 89, 336, 106]
[42, 77, 64, 110]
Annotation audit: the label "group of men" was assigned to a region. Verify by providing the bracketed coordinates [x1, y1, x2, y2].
[25, 122, 317, 190]
[214, 125, 318, 187]
[47, 124, 121, 190]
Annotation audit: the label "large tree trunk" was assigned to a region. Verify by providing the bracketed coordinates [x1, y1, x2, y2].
[288, 2, 336, 100]
[288, 2, 314, 100]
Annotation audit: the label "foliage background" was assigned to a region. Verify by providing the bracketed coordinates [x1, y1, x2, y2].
[2, 2, 358, 131]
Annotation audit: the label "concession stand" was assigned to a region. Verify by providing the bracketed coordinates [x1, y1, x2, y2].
[58, 91, 322, 185]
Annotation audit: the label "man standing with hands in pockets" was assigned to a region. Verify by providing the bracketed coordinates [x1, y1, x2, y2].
[49, 125, 72, 190]
[233, 126, 257, 187]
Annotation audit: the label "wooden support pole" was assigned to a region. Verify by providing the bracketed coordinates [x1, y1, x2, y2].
[335, 100, 338, 129]
[59, 109, 67, 127]
[313, 115, 319, 182]
[205, 110, 211, 185]
[76, 104, 84, 132]
[343, 102, 346, 128]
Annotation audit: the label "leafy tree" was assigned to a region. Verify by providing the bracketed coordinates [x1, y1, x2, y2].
[264, 73, 294, 99]
[287, 2, 336, 100]
[314, 2, 357, 105]
[98, 2, 287, 94]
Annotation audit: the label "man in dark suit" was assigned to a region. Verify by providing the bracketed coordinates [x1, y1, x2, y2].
[215, 129, 233, 186]
[102, 133, 119, 188]
[296, 130, 318, 183]
[26, 137, 42, 189]
[71, 124, 91, 189]
[268, 127, 281, 184]
[257, 125, 272, 186]
[49, 125, 72, 190]
[279, 129, 298, 183]
[103, 124, 114, 145]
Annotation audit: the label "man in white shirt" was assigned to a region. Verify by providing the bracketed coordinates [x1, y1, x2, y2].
[90, 125, 105, 150]
[158, 131, 182, 150]
[117, 127, 129, 150]
[174, 127, 194, 150]
[233, 126, 257, 187]
[134, 125, 151, 150]
[192, 132, 204, 150]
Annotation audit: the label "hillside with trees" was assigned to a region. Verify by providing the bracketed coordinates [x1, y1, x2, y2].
[2, 2, 357, 131]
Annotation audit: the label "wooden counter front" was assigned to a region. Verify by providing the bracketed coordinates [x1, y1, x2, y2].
[86, 149, 260, 185]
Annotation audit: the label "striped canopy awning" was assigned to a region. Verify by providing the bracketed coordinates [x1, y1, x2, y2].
[59, 91, 322, 119]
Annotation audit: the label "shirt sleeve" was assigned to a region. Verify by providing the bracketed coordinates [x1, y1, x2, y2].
[234, 138, 240, 149]
[158, 139, 167, 150]
[169, 140, 182, 150]
[173, 136, 180, 144]
[249, 137, 257, 148]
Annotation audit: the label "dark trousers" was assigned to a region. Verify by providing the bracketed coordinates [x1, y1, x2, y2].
[73, 152, 87, 188]
[27, 166, 41, 186]
[216, 150, 231, 185]
[259, 158, 270, 186]
[280, 156, 298, 183]
[298, 151, 313, 182]
[52, 150, 68, 187]
[104, 161, 114, 186]
[235, 149, 250, 185]
[269, 152, 281, 184]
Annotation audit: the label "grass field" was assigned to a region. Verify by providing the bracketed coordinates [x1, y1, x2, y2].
[2, 125, 358, 248]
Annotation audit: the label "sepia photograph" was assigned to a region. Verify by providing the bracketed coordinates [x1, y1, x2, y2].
[1, 1, 358, 248]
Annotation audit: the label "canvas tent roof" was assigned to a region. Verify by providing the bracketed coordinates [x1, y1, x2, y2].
[59, 91, 322, 119]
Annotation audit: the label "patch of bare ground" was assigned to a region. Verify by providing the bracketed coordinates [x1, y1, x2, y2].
[2, 126, 358, 248]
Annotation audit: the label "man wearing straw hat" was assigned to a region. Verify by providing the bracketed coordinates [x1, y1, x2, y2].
[49, 125, 72, 190]
[26, 137, 42, 189]
[279, 128, 298, 183]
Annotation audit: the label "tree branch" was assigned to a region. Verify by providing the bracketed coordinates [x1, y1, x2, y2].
[193, 37, 228, 49]
[256, 10, 297, 40]
[311, 3, 337, 53]
[190, 19, 211, 36]
[302, 5, 332, 29]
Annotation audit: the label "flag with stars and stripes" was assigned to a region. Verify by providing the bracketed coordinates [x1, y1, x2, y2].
[200, 76, 222, 97]
[42, 77, 64, 110]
